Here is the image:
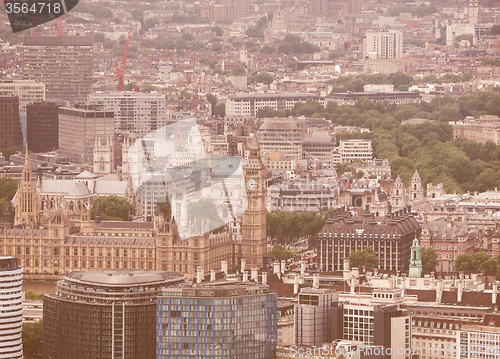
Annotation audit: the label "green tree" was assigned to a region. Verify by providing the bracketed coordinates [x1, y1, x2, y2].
[212, 25, 224, 36]
[214, 103, 225, 117]
[158, 195, 172, 221]
[347, 247, 379, 268]
[256, 106, 278, 118]
[490, 25, 500, 35]
[230, 65, 246, 76]
[91, 196, 135, 221]
[25, 290, 44, 300]
[206, 93, 217, 116]
[268, 245, 294, 261]
[0, 178, 18, 200]
[0, 146, 22, 161]
[249, 72, 274, 86]
[421, 247, 438, 272]
[472, 251, 497, 274]
[23, 320, 43, 358]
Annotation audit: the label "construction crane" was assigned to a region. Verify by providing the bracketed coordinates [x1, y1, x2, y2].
[158, 45, 201, 118]
[116, 32, 132, 92]
[53, 18, 64, 36]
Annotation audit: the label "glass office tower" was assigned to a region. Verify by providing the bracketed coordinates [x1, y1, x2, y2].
[157, 283, 277, 359]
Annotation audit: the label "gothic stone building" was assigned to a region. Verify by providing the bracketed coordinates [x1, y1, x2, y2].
[318, 209, 421, 272]
[0, 141, 268, 278]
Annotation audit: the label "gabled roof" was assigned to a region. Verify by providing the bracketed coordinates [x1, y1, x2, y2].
[94, 181, 127, 196]
[75, 170, 97, 179]
[40, 180, 90, 197]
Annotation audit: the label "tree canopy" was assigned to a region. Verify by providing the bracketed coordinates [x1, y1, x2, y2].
[347, 247, 380, 269]
[23, 320, 43, 358]
[455, 252, 497, 274]
[421, 247, 438, 272]
[91, 196, 135, 221]
[267, 211, 326, 245]
[268, 245, 294, 261]
[278, 91, 500, 193]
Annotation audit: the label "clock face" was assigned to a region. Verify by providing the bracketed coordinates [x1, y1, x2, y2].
[246, 178, 258, 191]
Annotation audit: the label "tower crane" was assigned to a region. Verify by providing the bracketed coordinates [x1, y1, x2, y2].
[116, 32, 132, 91]
[158, 45, 201, 118]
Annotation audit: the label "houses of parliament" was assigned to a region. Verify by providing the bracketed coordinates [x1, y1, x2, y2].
[0, 138, 268, 278]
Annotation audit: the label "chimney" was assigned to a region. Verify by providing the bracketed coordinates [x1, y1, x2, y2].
[281, 260, 286, 274]
[313, 273, 320, 289]
[350, 277, 356, 294]
[241, 259, 246, 272]
[300, 261, 306, 276]
[436, 281, 443, 304]
[457, 280, 464, 303]
[221, 261, 228, 276]
[343, 259, 350, 272]
[210, 269, 216, 282]
[196, 266, 204, 284]
[242, 271, 248, 282]
[273, 262, 281, 279]
[294, 274, 300, 295]
[251, 268, 258, 281]
[493, 282, 498, 305]
[262, 272, 268, 285]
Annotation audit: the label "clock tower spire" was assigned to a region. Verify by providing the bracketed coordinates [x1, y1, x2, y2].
[241, 135, 267, 268]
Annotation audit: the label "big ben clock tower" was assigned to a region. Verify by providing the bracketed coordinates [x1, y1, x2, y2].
[241, 135, 267, 268]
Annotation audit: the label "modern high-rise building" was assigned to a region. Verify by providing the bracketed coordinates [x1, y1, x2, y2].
[27, 102, 59, 153]
[310, 0, 361, 16]
[0, 95, 23, 148]
[363, 30, 404, 74]
[88, 92, 167, 135]
[294, 288, 342, 347]
[256, 118, 303, 160]
[363, 30, 403, 61]
[0, 257, 23, 359]
[469, 0, 479, 25]
[157, 282, 277, 359]
[22, 36, 93, 103]
[0, 79, 45, 112]
[58, 105, 114, 164]
[43, 270, 185, 359]
[318, 210, 421, 272]
[338, 139, 373, 163]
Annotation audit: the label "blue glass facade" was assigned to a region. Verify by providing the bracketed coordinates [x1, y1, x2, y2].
[156, 288, 277, 359]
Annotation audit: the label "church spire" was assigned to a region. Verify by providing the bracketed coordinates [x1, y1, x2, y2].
[409, 234, 422, 278]
[14, 144, 40, 228]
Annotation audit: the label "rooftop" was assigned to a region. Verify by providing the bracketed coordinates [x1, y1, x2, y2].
[64, 270, 184, 287]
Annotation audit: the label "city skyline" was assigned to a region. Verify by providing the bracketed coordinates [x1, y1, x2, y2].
[0, 0, 499, 358]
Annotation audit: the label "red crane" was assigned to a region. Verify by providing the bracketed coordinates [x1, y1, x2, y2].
[116, 32, 132, 92]
[53, 18, 64, 36]
[158, 46, 201, 118]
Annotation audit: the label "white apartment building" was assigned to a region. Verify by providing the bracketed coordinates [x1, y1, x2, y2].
[256, 118, 303, 160]
[295, 288, 340, 347]
[363, 30, 403, 60]
[459, 325, 500, 359]
[225, 93, 326, 119]
[88, 92, 166, 135]
[446, 24, 476, 46]
[0, 80, 45, 112]
[0, 257, 23, 359]
[339, 139, 373, 163]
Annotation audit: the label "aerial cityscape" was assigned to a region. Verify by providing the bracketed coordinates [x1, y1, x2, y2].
[0, 0, 500, 358]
